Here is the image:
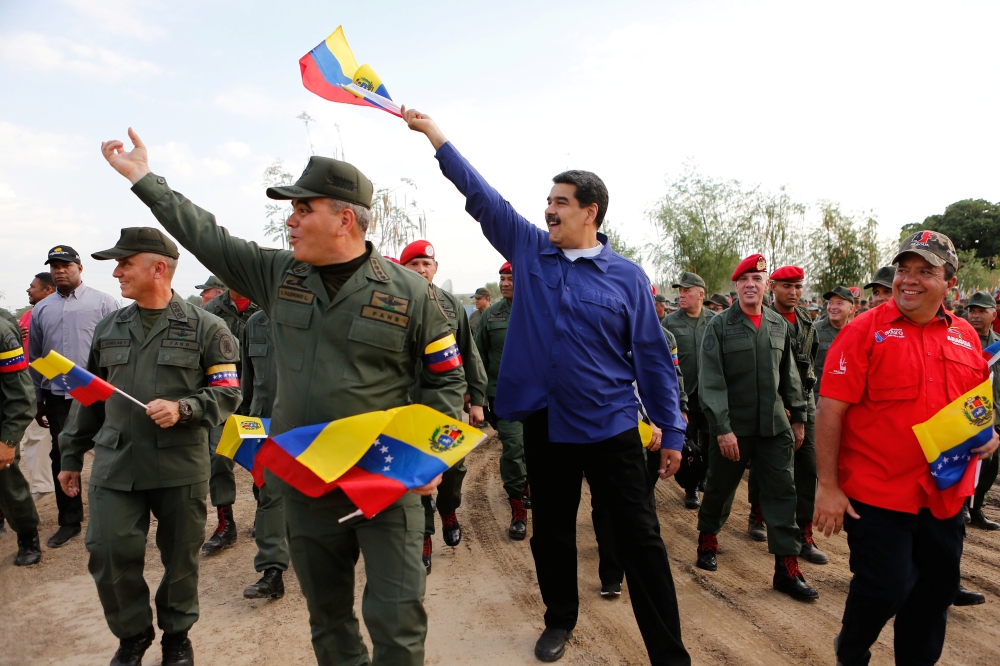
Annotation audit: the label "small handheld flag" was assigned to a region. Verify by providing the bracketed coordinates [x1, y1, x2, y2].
[300, 26, 401, 117]
[29, 350, 141, 407]
[983, 339, 1000, 367]
[216, 416, 270, 473]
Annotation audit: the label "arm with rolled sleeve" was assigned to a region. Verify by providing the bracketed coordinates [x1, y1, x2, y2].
[414, 295, 467, 421]
[698, 318, 732, 436]
[633, 289, 687, 451]
[779, 328, 807, 423]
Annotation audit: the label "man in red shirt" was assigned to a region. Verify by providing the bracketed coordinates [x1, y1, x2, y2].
[814, 231, 999, 665]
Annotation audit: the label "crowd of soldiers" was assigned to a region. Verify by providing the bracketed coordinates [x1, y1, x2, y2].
[0, 118, 996, 666]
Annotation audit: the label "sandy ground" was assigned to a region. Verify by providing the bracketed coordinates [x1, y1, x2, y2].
[2, 433, 1000, 666]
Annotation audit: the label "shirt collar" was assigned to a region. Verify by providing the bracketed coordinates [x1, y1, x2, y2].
[57, 282, 87, 300]
[541, 232, 613, 273]
[879, 297, 952, 327]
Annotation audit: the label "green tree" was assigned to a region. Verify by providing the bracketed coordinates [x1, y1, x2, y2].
[262, 159, 294, 249]
[807, 202, 888, 295]
[484, 281, 502, 301]
[185, 295, 202, 307]
[901, 199, 1000, 269]
[955, 249, 1000, 292]
[603, 220, 641, 262]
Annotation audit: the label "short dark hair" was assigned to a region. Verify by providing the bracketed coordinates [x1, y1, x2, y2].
[34, 272, 54, 289]
[552, 170, 609, 229]
[944, 263, 956, 281]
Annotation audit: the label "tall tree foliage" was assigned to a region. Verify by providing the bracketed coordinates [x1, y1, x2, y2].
[806, 202, 888, 295]
[901, 199, 1000, 269]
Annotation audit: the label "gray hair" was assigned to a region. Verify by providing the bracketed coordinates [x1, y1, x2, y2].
[329, 199, 372, 235]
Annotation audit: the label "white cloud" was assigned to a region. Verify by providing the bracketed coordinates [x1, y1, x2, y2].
[0, 32, 160, 81]
[63, 0, 164, 39]
[151, 142, 234, 179]
[214, 87, 298, 118]
[0, 121, 90, 169]
[0, 183, 14, 198]
[220, 141, 252, 159]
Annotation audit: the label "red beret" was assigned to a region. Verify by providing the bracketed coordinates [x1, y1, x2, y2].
[769, 265, 804, 282]
[499, 261, 512, 274]
[849, 286, 861, 300]
[400, 240, 435, 266]
[731, 254, 767, 281]
[385, 257, 400, 264]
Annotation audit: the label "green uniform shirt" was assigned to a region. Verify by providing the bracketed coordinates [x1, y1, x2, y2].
[411, 285, 486, 407]
[475, 297, 511, 397]
[812, 316, 842, 399]
[242, 310, 277, 419]
[979, 329, 1000, 428]
[0, 318, 34, 444]
[468, 308, 483, 337]
[203, 289, 259, 415]
[661, 325, 688, 413]
[131, 173, 466, 436]
[698, 305, 806, 438]
[770, 305, 818, 415]
[59, 293, 244, 490]
[662, 307, 714, 397]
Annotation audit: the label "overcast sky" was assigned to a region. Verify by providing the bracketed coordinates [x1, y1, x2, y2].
[2, 0, 998, 310]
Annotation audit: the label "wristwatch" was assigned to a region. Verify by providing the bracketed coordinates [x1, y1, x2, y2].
[2, 439, 16, 449]
[177, 400, 193, 423]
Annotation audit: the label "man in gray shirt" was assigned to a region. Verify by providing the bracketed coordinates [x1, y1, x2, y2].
[28, 245, 118, 547]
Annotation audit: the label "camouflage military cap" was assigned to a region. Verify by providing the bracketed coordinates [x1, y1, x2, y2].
[892, 230, 960, 270]
[266, 156, 374, 209]
[968, 291, 997, 310]
[864, 266, 895, 290]
[92, 227, 179, 260]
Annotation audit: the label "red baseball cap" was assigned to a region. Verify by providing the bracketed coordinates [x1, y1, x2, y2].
[400, 240, 435, 266]
[731, 254, 767, 281]
[769, 265, 804, 282]
[499, 261, 512, 274]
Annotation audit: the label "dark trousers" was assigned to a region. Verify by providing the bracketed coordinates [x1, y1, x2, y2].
[748, 416, 817, 526]
[43, 391, 84, 526]
[837, 499, 964, 666]
[973, 452, 998, 510]
[679, 402, 709, 491]
[523, 409, 690, 666]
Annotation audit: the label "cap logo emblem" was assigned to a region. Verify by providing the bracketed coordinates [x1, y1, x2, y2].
[425, 245, 434, 257]
[53, 247, 62, 252]
[911, 231, 934, 247]
[755, 256, 767, 271]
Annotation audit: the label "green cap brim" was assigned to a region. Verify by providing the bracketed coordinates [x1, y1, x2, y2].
[91, 248, 138, 261]
[266, 185, 328, 201]
[864, 280, 893, 290]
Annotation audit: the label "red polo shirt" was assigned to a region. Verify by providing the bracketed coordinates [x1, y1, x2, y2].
[820, 299, 988, 518]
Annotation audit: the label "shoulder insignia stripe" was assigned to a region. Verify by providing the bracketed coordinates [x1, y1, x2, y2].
[117, 304, 138, 322]
[370, 257, 390, 281]
[168, 302, 187, 320]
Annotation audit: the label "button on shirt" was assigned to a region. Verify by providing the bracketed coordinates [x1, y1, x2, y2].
[435, 142, 686, 449]
[28, 283, 119, 401]
[820, 299, 989, 518]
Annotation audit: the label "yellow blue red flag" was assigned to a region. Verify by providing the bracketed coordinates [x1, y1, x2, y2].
[30, 350, 115, 406]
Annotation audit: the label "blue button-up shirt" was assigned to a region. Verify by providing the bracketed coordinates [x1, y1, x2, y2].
[436, 142, 685, 449]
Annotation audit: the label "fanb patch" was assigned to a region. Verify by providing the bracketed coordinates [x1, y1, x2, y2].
[370, 291, 410, 314]
[278, 274, 316, 305]
[360, 305, 410, 328]
[162, 339, 199, 350]
[217, 332, 237, 360]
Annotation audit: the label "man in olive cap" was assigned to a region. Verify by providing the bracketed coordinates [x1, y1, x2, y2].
[965, 291, 1000, 531]
[58, 227, 242, 666]
[469, 287, 491, 336]
[102, 129, 466, 666]
[705, 294, 728, 314]
[812, 286, 853, 401]
[195, 276, 226, 307]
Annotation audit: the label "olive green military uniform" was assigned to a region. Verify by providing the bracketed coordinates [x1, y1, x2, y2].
[414, 285, 487, 537]
[0, 318, 40, 540]
[475, 297, 525, 499]
[241, 309, 289, 573]
[129, 167, 466, 666]
[975, 327, 1000, 510]
[60, 292, 242, 639]
[697, 305, 807, 556]
[748, 305, 819, 526]
[663, 306, 714, 491]
[812, 316, 842, 400]
[203, 289, 260, 507]
[468, 308, 483, 337]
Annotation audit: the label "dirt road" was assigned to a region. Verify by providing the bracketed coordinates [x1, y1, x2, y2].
[2, 435, 999, 665]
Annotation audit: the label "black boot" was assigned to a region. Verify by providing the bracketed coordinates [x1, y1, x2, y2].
[534, 627, 572, 662]
[441, 510, 462, 547]
[508, 497, 527, 541]
[522, 479, 532, 510]
[696, 531, 718, 571]
[14, 530, 41, 566]
[953, 585, 986, 606]
[201, 505, 236, 556]
[244, 568, 284, 599]
[422, 535, 432, 574]
[970, 508, 1000, 531]
[111, 626, 155, 666]
[799, 522, 829, 565]
[46, 523, 82, 548]
[961, 503, 971, 524]
[684, 487, 701, 509]
[747, 505, 767, 542]
[161, 631, 194, 666]
[772, 555, 819, 601]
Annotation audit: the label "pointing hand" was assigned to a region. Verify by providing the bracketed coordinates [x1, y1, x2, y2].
[101, 127, 150, 185]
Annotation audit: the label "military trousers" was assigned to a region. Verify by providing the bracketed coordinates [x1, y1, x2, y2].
[253, 482, 289, 572]
[421, 457, 466, 536]
[973, 450, 998, 512]
[697, 431, 801, 556]
[747, 416, 817, 526]
[208, 423, 236, 507]
[85, 481, 208, 638]
[43, 392, 84, 526]
[496, 413, 526, 499]
[0, 445, 39, 536]
[678, 402, 709, 492]
[278, 475, 427, 666]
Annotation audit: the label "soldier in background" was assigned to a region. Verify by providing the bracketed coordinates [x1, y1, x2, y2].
[201, 287, 260, 555]
[195, 276, 225, 307]
[965, 291, 1000, 531]
[705, 294, 728, 314]
[401, 240, 487, 574]
[469, 287, 491, 336]
[807, 303, 820, 320]
[59, 228, 242, 666]
[240, 308, 290, 599]
[17, 273, 56, 500]
[812, 286, 853, 401]
[655, 293, 669, 323]
[864, 267, 894, 310]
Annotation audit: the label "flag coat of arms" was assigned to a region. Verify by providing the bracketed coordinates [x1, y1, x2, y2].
[300, 26, 401, 116]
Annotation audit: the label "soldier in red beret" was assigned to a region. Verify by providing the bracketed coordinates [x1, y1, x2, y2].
[696, 254, 818, 601]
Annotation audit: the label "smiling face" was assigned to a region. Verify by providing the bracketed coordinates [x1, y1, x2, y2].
[893, 254, 955, 323]
[113, 254, 160, 300]
[826, 296, 852, 328]
[770, 280, 803, 311]
[26, 277, 53, 305]
[735, 272, 766, 311]
[499, 273, 513, 301]
[545, 183, 599, 249]
[869, 285, 892, 308]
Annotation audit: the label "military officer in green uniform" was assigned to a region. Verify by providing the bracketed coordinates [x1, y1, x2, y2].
[655, 293, 669, 323]
[469, 287, 491, 336]
[400, 239, 487, 574]
[0, 317, 43, 567]
[102, 128, 466, 666]
[695, 254, 818, 602]
[663, 271, 714, 509]
[746, 266, 827, 564]
[812, 286, 853, 400]
[58, 227, 242, 666]
[240, 308, 291, 599]
[475, 262, 531, 539]
[201, 287, 260, 555]
[195, 275, 226, 307]
[966, 290, 1000, 530]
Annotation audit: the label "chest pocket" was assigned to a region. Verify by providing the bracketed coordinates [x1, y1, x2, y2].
[155, 347, 202, 395]
[672, 327, 692, 338]
[942, 344, 986, 402]
[580, 288, 626, 314]
[342, 316, 407, 384]
[248, 343, 268, 357]
[99, 346, 131, 367]
[722, 333, 754, 354]
[274, 300, 314, 372]
[769, 336, 785, 350]
[529, 258, 561, 289]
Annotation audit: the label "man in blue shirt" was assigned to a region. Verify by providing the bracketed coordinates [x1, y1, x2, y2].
[405, 107, 690, 666]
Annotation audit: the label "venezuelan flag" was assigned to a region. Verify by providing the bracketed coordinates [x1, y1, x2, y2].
[424, 334, 462, 373]
[984, 339, 1000, 365]
[299, 26, 401, 117]
[30, 350, 115, 406]
[216, 416, 270, 472]
[912, 378, 994, 491]
[207, 364, 239, 388]
[0, 346, 28, 373]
